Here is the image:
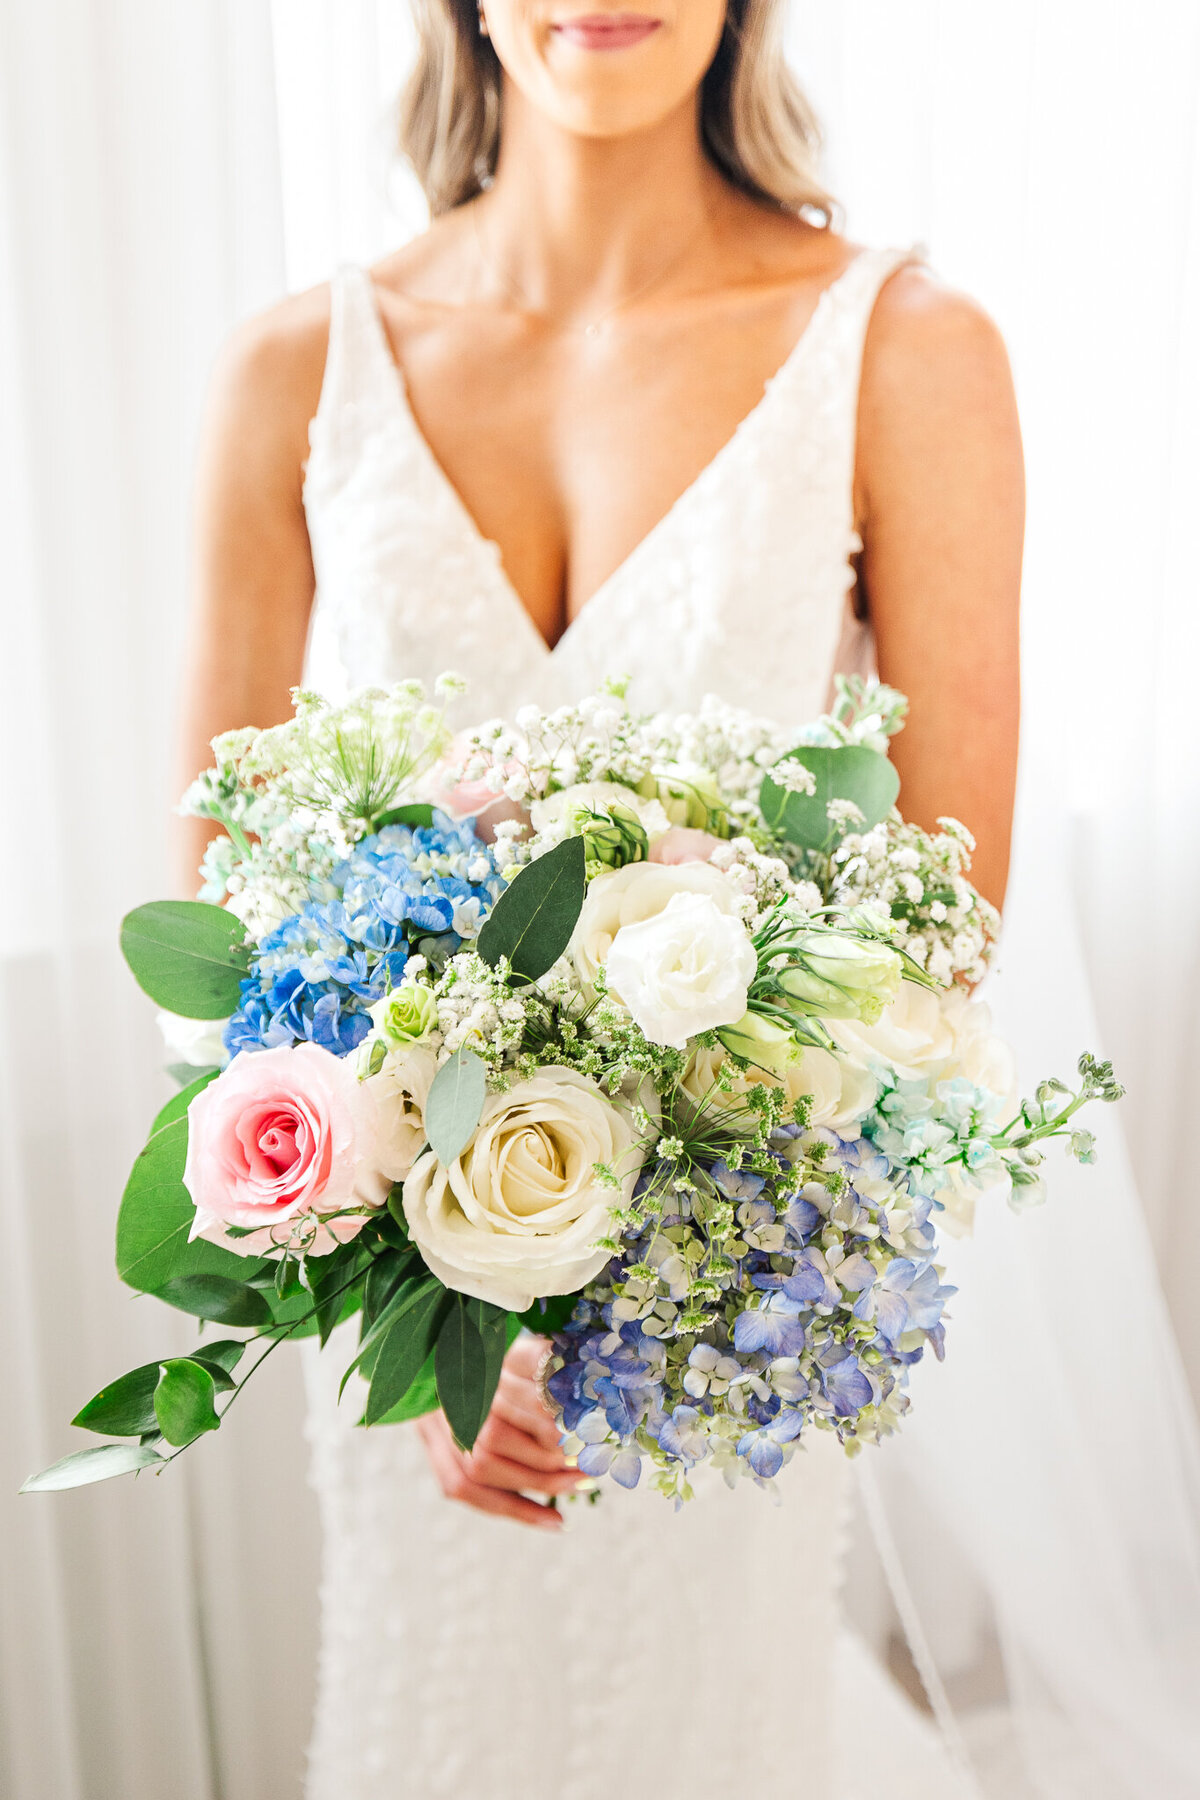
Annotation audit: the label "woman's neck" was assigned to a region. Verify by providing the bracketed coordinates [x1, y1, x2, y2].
[473, 82, 735, 320]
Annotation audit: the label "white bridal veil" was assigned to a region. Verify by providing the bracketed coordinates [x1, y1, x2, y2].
[867, 794, 1200, 1799]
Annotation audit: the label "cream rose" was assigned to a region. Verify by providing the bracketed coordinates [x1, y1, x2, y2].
[401, 1066, 642, 1311]
[680, 1043, 876, 1135]
[605, 891, 756, 1049]
[570, 860, 741, 993]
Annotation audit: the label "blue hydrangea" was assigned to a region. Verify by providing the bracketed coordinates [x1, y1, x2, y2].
[547, 1130, 957, 1498]
[224, 813, 503, 1059]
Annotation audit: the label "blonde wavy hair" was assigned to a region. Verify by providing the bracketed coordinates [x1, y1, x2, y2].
[400, 0, 834, 222]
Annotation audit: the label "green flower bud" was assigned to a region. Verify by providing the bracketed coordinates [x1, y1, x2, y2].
[574, 801, 649, 878]
[717, 1010, 801, 1074]
[775, 932, 903, 1022]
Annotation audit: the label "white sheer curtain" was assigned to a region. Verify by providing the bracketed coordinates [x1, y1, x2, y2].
[3, 5, 1198, 1798]
[0, 6, 309, 1798]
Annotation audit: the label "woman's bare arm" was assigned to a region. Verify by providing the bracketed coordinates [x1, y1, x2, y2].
[173, 289, 329, 897]
[855, 269, 1024, 911]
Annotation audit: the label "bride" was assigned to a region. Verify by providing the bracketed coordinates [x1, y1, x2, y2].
[178, 3, 1031, 1794]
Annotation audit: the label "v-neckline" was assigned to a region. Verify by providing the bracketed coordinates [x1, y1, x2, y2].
[355, 250, 872, 659]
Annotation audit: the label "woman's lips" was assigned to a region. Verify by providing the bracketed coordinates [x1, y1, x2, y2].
[551, 13, 662, 51]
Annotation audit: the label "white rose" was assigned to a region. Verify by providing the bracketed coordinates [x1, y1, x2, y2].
[679, 1043, 876, 1135]
[571, 860, 741, 991]
[530, 781, 671, 839]
[401, 1066, 641, 1311]
[606, 891, 756, 1049]
[829, 980, 958, 1080]
[364, 1046, 438, 1182]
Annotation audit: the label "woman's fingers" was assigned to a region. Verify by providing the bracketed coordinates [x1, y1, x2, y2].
[463, 1442, 584, 1497]
[503, 1333, 549, 1381]
[475, 1414, 571, 1475]
[492, 1376, 564, 1451]
[416, 1411, 566, 1530]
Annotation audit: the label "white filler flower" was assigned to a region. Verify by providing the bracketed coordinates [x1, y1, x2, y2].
[401, 1067, 640, 1312]
[606, 891, 757, 1050]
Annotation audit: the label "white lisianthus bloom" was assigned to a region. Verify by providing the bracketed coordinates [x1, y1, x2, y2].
[605, 892, 756, 1049]
[401, 1067, 642, 1312]
[570, 859, 741, 991]
[363, 1046, 438, 1182]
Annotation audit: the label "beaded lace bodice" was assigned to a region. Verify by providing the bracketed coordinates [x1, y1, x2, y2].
[301, 248, 911, 724]
[298, 245, 945, 1800]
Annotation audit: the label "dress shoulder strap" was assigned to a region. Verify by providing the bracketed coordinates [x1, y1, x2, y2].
[305, 264, 401, 488]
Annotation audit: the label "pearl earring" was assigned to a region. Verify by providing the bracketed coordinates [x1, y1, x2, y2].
[477, 3, 489, 36]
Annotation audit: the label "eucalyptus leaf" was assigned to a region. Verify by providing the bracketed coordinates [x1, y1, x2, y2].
[760, 745, 900, 850]
[364, 1285, 450, 1425]
[154, 1359, 221, 1448]
[476, 834, 587, 982]
[120, 900, 251, 1019]
[116, 1115, 268, 1295]
[372, 802, 435, 830]
[72, 1363, 162, 1438]
[153, 1274, 271, 1327]
[435, 1297, 492, 1451]
[425, 1048, 487, 1166]
[21, 1442, 165, 1493]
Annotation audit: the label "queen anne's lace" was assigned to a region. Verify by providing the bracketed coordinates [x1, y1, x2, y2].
[300, 245, 951, 1800]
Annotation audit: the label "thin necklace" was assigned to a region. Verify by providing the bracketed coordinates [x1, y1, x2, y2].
[468, 199, 709, 339]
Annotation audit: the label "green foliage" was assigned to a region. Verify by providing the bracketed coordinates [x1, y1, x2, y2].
[153, 1359, 221, 1448]
[21, 1442, 164, 1493]
[120, 900, 250, 1019]
[515, 1294, 577, 1336]
[434, 1296, 494, 1451]
[153, 1274, 272, 1327]
[116, 1115, 268, 1296]
[372, 802, 435, 830]
[424, 1047, 486, 1165]
[760, 745, 900, 850]
[368, 1350, 440, 1425]
[362, 1284, 449, 1425]
[477, 834, 587, 982]
[73, 1363, 162, 1437]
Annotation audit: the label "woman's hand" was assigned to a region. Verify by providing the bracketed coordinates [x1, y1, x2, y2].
[415, 1334, 582, 1530]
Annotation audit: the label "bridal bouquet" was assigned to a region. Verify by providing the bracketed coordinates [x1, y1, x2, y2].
[25, 675, 1121, 1502]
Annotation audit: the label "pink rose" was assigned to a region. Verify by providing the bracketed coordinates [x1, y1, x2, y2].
[183, 1044, 389, 1259]
[649, 827, 724, 865]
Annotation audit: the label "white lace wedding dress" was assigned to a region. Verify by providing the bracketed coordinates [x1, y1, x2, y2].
[298, 245, 966, 1800]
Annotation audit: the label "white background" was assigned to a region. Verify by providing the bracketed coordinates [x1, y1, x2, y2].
[2, 3, 1197, 1795]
